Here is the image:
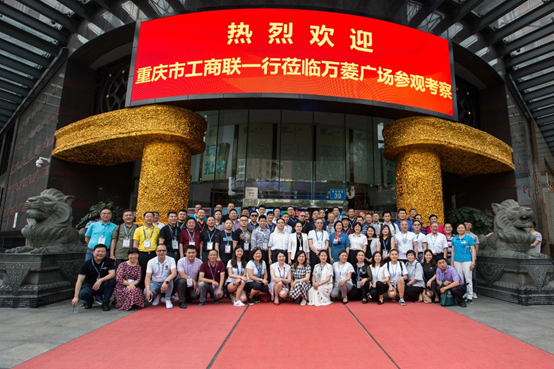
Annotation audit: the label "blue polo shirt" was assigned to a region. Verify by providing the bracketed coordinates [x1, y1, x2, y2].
[395, 219, 413, 232]
[85, 221, 117, 249]
[451, 234, 475, 262]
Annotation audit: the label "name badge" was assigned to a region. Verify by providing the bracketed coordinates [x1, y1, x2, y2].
[144, 240, 151, 249]
[262, 242, 268, 249]
[187, 278, 193, 287]
[189, 241, 195, 246]
[225, 244, 231, 254]
[128, 279, 135, 283]
[333, 238, 339, 244]
[357, 280, 361, 289]
[98, 237, 106, 245]
[122, 239, 130, 248]
[207, 242, 213, 250]
[244, 242, 249, 251]
[315, 241, 322, 250]
[172, 240, 179, 249]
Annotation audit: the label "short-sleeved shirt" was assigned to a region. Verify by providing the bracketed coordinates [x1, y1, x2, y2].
[405, 261, 425, 287]
[333, 261, 354, 286]
[246, 260, 267, 282]
[226, 260, 247, 283]
[194, 220, 207, 232]
[251, 227, 271, 250]
[270, 262, 291, 280]
[232, 228, 251, 252]
[424, 233, 448, 255]
[308, 230, 329, 251]
[531, 231, 542, 253]
[86, 222, 117, 250]
[384, 261, 407, 287]
[436, 265, 464, 286]
[413, 232, 425, 253]
[381, 222, 396, 236]
[369, 264, 386, 282]
[199, 261, 226, 284]
[177, 257, 203, 281]
[178, 229, 202, 254]
[200, 228, 220, 253]
[133, 226, 161, 252]
[268, 230, 289, 251]
[348, 233, 368, 251]
[215, 231, 234, 259]
[395, 219, 414, 232]
[158, 224, 181, 252]
[111, 223, 137, 260]
[146, 256, 176, 282]
[394, 231, 416, 260]
[79, 257, 115, 285]
[451, 235, 475, 262]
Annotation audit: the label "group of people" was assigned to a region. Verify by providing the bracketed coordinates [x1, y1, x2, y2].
[72, 204, 543, 311]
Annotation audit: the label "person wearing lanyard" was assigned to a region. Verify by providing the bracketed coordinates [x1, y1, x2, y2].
[266, 211, 276, 233]
[331, 250, 354, 304]
[158, 211, 181, 262]
[412, 220, 425, 263]
[326, 213, 336, 234]
[268, 250, 292, 305]
[200, 216, 220, 262]
[178, 217, 201, 259]
[298, 211, 312, 234]
[346, 208, 357, 230]
[268, 218, 288, 265]
[329, 221, 349, 264]
[370, 212, 382, 236]
[381, 212, 396, 236]
[348, 223, 368, 266]
[247, 211, 259, 232]
[145, 244, 177, 309]
[281, 213, 293, 234]
[383, 249, 408, 306]
[365, 226, 379, 263]
[176, 245, 203, 309]
[369, 251, 387, 304]
[348, 250, 371, 303]
[176, 209, 188, 230]
[288, 221, 309, 264]
[72, 244, 116, 311]
[226, 246, 248, 307]
[251, 215, 271, 264]
[110, 209, 137, 266]
[394, 208, 414, 232]
[198, 249, 226, 306]
[378, 224, 395, 261]
[393, 220, 417, 262]
[341, 218, 353, 236]
[404, 250, 425, 302]
[423, 222, 448, 262]
[213, 210, 224, 231]
[245, 248, 269, 305]
[152, 211, 165, 229]
[233, 215, 252, 260]
[286, 206, 297, 227]
[444, 223, 454, 264]
[308, 219, 329, 267]
[216, 219, 235, 265]
[307, 249, 333, 306]
[84, 207, 117, 261]
[451, 223, 476, 304]
[194, 209, 207, 231]
[133, 212, 160, 290]
[435, 257, 467, 307]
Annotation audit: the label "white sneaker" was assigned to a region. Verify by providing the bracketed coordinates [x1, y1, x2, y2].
[300, 299, 307, 306]
[165, 300, 173, 309]
[230, 294, 236, 303]
[152, 294, 160, 306]
[161, 297, 166, 303]
[171, 295, 179, 301]
[472, 293, 478, 299]
[233, 300, 245, 307]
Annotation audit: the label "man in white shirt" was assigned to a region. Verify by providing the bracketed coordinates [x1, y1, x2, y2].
[281, 214, 293, 234]
[145, 244, 177, 309]
[152, 211, 165, 229]
[529, 222, 542, 254]
[382, 212, 397, 236]
[269, 218, 289, 264]
[307, 218, 329, 266]
[423, 222, 448, 262]
[393, 220, 417, 261]
[371, 212, 381, 236]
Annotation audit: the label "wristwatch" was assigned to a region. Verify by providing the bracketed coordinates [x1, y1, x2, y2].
[164, 281, 169, 284]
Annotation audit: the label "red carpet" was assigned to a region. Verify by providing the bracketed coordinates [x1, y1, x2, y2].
[210, 303, 396, 369]
[16, 300, 554, 369]
[348, 302, 554, 369]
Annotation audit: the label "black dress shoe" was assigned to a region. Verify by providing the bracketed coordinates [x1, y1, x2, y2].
[84, 302, 93, 309]
[458, 301, 467, 308]
[102, 303, 111, 311]
[179, 302, 187, 309]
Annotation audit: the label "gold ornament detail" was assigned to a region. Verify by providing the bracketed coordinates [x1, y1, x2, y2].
[52, 105, 207, 224]
[383, 116, 514, 225]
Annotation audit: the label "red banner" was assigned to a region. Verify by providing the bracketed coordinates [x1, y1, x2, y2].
[129, 8, 454, 117]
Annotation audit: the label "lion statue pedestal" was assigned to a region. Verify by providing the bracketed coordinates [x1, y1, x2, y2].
[0, 189, 86, 308]
[476, 200, 554, 305]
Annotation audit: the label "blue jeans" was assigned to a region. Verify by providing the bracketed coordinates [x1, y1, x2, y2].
[417, 253, 423, 263]
[198, 282, 222, 303]
[149, 281, 174, 299]
[85, 249, 94, 261]
[79, 279, 116, 304]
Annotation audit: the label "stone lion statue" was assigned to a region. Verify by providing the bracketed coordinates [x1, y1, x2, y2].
[479, 199, 548, 259]
[6, 188, 86, 254]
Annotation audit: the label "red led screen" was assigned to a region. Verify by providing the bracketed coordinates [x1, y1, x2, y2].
[129, 8, 454, 116]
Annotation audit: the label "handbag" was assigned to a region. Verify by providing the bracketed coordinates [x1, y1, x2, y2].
[440, 287, 456, 306]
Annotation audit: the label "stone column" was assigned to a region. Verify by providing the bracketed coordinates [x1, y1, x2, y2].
[136, 141, 192, 224]
[395, 147, 443, 225]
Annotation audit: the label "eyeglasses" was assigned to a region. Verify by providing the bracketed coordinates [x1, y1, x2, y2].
[251, 215, 258, 217]
[156, 250, 167, 252]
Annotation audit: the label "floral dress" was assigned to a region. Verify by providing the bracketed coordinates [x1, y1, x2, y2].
[115, 262, 144, 311]
[290, 264, 312, 300]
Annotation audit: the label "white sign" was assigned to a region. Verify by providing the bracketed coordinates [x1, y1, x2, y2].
[245, 187, 259, 199]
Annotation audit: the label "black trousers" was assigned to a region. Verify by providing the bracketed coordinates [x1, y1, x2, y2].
[244, 281, 269, 294]
[434, 284, 466, 303]
[369, 281, 388, 301]
[176, 279, 200, 303]
[348, 282, 370, 301]
[404, 285, 424, 302]
[310, 250, 320, 268]
[138, 251, 156, 289]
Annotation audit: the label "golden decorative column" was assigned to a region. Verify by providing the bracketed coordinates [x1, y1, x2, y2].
[383, 117, 514, 225]
[52, 105, 206, 224]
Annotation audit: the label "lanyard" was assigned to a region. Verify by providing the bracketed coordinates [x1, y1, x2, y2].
[208, 261, 219, 280]
[123, 224, 133, 239]
[268, 223, 276, 232]
[401, 232, 408, 244]
[178, 222, 186, 230]
[207, 229, 216, 242]
[241, 229, 248, 243]
[186, 259, 194, 277]
[196, 220, 206, 231]
[260, 228, 268, 243]
[142, 226, 154, 240]
[277, 231, 286, 246]
[169, 225, 178, 240]
[278, 264, 286, 279]
[317, 264, 324, 281]
[93, 261, 105, 277]
[374, 266, 380, 279]
[255, 261, 263, 277]
[101, 223, 111, 238]
[296, 233, 303, 247]
[391, 262, 399, 278]
[224, 231, 232, 243]
[237, 262, 243, 276]
[315, 230, 322, 243]
[187, 229, 196, 243]
[382, 237, 390, 251]
[357, 264, 364, 280]
[338, 262, 346, 279]
[414, 233, 419, 241]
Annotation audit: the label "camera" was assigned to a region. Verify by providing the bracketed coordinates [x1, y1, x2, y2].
[35, 157, 51, 168]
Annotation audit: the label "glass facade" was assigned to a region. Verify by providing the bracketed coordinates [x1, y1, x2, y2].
[188, 109, 396, 211]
